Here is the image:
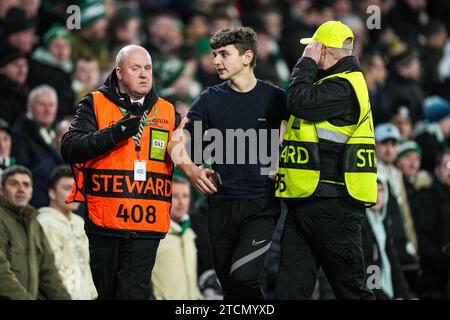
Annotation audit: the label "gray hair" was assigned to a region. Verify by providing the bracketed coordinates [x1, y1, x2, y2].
[27, 84, 58, 110]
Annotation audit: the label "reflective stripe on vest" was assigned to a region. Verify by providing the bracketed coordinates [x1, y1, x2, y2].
[67, 91, 176, 233]
[275, 71, 377, 206]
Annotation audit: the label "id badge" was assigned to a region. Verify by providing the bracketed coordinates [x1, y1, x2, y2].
[134, 160, 147, 181]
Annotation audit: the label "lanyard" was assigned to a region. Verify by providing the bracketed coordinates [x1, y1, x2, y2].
[118, 103, 159, 159]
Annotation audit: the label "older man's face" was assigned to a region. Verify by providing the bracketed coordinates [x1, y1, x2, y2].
[29, 91, 58, 128]
[116, 49, 152, 99]
[1, 173, 33, 208]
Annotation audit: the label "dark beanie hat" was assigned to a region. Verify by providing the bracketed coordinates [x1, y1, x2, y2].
[1, 7, 35, 39]
[0, 44, 25, 68]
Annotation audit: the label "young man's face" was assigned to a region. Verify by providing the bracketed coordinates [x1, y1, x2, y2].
[1, 173, 33, 208]
[396, 152, 421, 178]
[375, 139, 398, 164]
[212, 44, 253, 80]
[49, 177, 79, 213]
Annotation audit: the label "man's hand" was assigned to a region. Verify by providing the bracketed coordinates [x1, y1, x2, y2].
[111, 113, 141, 143]
[302, 41, 323, 64]
[186, 165, 218, 196]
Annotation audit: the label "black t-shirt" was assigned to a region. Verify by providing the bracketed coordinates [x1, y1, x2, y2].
[187, 80, 288, 199]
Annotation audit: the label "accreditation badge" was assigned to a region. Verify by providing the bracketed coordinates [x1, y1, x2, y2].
[134, 160, 147, 181]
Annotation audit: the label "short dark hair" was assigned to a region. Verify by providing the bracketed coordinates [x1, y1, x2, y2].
[1, 165, 32, 187]
[210, 26, 258, 67]
[48, 165, 73, 190]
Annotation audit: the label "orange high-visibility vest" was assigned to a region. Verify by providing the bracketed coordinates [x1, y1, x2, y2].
[67, 91, 176, 234]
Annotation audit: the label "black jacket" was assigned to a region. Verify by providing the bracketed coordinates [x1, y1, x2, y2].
[362, 212, 414, 299]
[286, 56, 360, 198]
[410, 177, 450, 298]
[61, 69, 180, 239]
[0, 74, 27, 125]
[11, 116, 57, 169]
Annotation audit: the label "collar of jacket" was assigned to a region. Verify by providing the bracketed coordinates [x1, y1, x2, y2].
[316, 56, 361, 80]
[0, 199, 37, 221]
[98, 68, 159, 113]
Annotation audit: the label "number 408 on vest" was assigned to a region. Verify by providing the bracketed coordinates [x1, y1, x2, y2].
[115, 203, 157, 224]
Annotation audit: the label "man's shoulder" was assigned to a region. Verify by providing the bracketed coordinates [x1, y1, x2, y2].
[201, 81, 229, 96]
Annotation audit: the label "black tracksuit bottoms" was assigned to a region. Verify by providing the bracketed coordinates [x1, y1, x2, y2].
[275, 197, 375, 300]
[87, 232, 160, 300]
[208, 196, 280, 300]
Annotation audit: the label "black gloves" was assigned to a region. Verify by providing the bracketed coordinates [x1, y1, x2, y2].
[111, 113, 141, 143]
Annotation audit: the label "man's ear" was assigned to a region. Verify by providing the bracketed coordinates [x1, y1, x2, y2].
[116, 67, 122, 81]
[243, 50, 254, 66]
[49, 189, 56, 202]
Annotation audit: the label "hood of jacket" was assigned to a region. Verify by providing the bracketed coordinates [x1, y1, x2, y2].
[37, 206, 74, 223]
[97, 69, 159, 115]
[367, 170, 389, 221]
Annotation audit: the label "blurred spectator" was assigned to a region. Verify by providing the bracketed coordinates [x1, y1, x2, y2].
[390, 104, 413, 140]
[362, 174, 414, 300]
[194, 36, 221, 89]
[360, 50, 389, 125]
[375, 123, 421, 292]
[28, 25, 75, 120]
[0, 119, 15, 174]
[107, 5, 141, 52]
[259, 6, 284, 42]
[72, 56, 100, 104]
[0, 165, 70, 300]
[395, 140, 431, 203]
[0, 44, 28, 125]
[387, 0, 429, 46]
[418, 21, 448, 95]
[19, 0, 41, 19]
[12, 84, 58, 168]
[413, 96, 450, 173]
[152, 176, 204, 300]
[254, 27, 290, 89]
[282, 0, 333, 69]
[71, 0, 110, 72]
[209, 10, 234, 35]
[410, 148, 450, 299]
[341, 13, 367, 58]
[384, 45, 424, 124]
[144, 11, 184, 62]
[37, 165, 97, 300]
[30, 117, 70, 209]
[145, 12, 201, 102]
[185, 11, 211, 51]
[1, 7, 36, 54]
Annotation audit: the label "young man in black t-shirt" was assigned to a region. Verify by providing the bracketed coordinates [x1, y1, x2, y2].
[168, 26, 287, 299]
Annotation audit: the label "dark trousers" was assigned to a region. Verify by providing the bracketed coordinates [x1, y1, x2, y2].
[208, 196, 280, 300]
[276, 197, 375, 300]
[87, 233, 160, 300]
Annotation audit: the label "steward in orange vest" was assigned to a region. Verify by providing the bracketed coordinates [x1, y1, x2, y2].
[61, 45, 180, 300]
[61, 55, 179, 240]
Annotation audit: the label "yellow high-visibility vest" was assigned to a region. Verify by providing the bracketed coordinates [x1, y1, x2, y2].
[275, 71, 377, 206]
